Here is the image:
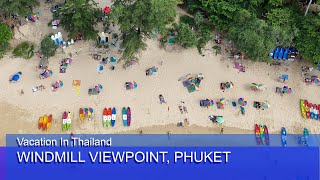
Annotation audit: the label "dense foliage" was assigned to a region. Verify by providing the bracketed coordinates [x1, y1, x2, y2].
[40, 36, 58, 58]
[12, 42, 34, 59]
[111, 0, 180, 60]
[0, 23, 12, 58]
[59, 0, 100, 39]
[183, 0, 320, 63]
[0, 0, 39, 20]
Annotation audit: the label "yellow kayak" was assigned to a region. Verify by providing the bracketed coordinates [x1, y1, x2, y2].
[300, 99, 306, 119]
[79, 108, 84, 121]
[46, 114, 52, 130]
[43, 115, 48, 131]
[38, 117, 43, 130]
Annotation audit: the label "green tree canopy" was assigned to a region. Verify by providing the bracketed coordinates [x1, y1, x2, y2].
[111, 0, 180, 59]
[0, 23, 12, 45]
[59, 0, 100, 39]
[0, 0, 39, 19]
[40, 36, 58, 58]
[175, 23, 198, 48]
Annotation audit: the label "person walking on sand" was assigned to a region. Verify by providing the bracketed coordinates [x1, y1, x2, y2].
[220, 128, 224, 134]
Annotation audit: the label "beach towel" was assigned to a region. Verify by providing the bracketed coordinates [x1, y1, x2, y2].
[73, 80, 81, 95]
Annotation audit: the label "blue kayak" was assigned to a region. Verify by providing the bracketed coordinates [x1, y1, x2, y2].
[111, 107, 116, 127]
[122, 107, 127, 127]
[281, 127, 287, 147]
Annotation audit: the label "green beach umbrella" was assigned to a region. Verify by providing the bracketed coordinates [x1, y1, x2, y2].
[216, 116, 224, 123]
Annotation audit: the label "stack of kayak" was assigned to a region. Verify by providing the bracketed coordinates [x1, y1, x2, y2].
[300, 100, 319, 120]
[38, 114, 53, 131]
[79, 108, 94, 121]
[62, 111, 72, 130]
[255, 124, 270, 145]
[103, 107, 116, 127]
[122, 107, 131, 127]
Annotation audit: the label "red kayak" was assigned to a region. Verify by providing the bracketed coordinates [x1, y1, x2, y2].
[255, 124, 261, 145]
[107, 108, 112, 127]
[127, 107, 131, 127]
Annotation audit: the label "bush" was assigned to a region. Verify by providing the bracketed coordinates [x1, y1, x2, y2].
[0, 42, 10, 58]
[12, 42, 34, 59]
[40, 36, 58, 58]
[179, 15, 195, 27]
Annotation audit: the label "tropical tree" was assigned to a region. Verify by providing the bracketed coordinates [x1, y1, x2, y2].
[59, 0, 100, 39]
[0, 23, 12, 58]
[111, 0, 180, 60]
[296, 14, 320, 63]
[175, 23, 198, 48]
[0, 0, 39, 20]
[40, 36, 58, 58]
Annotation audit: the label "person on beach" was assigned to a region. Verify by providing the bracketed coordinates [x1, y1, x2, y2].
[220, 128, 224, 134]
[159, 94, 166, 104]
[20, 90, 24, 95]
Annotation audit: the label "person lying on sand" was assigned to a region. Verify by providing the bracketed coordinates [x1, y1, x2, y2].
[159, 94, 166, 104]
[178, 106, 183, 114]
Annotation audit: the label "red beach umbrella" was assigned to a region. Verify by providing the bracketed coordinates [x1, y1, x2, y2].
[103, 6, 111, 14]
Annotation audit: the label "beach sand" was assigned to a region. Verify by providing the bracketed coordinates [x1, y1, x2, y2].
[0, 1, 319, 145]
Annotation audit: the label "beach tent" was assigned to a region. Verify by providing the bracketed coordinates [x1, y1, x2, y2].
[97, 65, 104, 72]
[274, 47, 280, 59]
[311, 76, 319, 84]
[238, 98, 247, 107]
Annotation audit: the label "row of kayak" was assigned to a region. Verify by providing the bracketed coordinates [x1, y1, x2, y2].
[102, 107, 131, 127]
[300, 99, 320, 120]
[38, 114, 53, 131]
[255, 124, 270, 145]
[62, 112, 72, 131]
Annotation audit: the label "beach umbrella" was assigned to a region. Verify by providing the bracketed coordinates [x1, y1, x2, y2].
[262, 100, 270, 109]
[103, 6, 111, 14]
[258, 84, 267, 91]
[226, 81, 234, 89]
[219, 98, 229, 105]
[216, 116, 224, 124]
[250, 83, 259, 91]
[84, 108, 88, 115]
[282, 86, 292, 94]
[55, 81, 60, 88]
[49, 70, 53, 77]
[281, 74, 289, 80]
[97, 65, 104, 72]
[238, 98, 247, 107]
[59, 81, 63, 87]
[133, 81, 138, 89]
[11, 72, 22, 81]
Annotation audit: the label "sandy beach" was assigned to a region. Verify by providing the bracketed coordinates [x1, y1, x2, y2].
[0, 1, 319, 145]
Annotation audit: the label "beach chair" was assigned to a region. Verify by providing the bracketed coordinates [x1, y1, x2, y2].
[220, 83, 226, 90]
[253, 101, 261, 109]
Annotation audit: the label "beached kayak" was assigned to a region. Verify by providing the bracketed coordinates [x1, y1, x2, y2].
[260, 125, 265, 145]
[79, 108, 84, 121]
[107, 108, 112, 127]
[300, 99, 306, 118]
[43, 115, 48, 131]
[38, 116, 43, 130]
[62, 111, 67, 131]
[122, 107, 127, 127]
[255, 124, 261, 145]
[47, 114, 52, 130]
[127, 107, 131, 127]
[67, 112, 72, 130]
[264, 125, 270, 145]
[305, 100, 310, 118]
[111, 107, 116, 127]
[303, 128, 309, 146]
[281, 127, 287, 147]
[310, 105, 315, 119]
[103, 108, 108, 127]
